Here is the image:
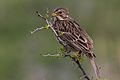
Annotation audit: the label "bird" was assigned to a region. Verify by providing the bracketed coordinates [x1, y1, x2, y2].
[51, 7, 100, 79]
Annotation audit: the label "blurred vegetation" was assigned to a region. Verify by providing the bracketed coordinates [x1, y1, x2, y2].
[0, 0, 120, 80]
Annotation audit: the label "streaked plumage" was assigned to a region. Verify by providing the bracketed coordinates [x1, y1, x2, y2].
[51, 7, 100, 79]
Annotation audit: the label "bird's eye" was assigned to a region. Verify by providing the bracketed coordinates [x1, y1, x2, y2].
[59, 11, 62, 14]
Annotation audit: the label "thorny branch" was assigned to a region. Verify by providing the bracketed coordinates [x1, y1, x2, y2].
[31, 9, 90, 80]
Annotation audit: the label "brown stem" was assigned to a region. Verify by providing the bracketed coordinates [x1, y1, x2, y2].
[65, 54, 90, 80]
[72, 57, 90, 80]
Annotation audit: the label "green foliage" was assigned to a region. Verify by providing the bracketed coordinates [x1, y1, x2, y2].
[58, 31, 64, 37]
[59, 46, 65, 54]
[44, 24, 49, 29]
[45, 14, 49, 19]
[71, 53, 85, 62]
[56, 46, 66, 58]
[103, 78, 108, 80]
[50, 25, 53, 28]
[55, 46, 85, 63]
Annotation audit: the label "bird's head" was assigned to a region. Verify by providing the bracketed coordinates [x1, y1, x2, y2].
[52, 7, 69, 20]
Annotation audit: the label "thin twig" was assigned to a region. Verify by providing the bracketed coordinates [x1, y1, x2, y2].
[31, 27, 45, 34]
[36, 10, 46, 20]
[32, 9, 91, 80]
[41, 54, 57, 57]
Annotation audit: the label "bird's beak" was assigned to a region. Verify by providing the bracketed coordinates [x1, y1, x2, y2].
[52, 13, 57, 17]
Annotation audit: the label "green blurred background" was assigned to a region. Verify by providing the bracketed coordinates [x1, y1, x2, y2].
[0, 0, 120, 80]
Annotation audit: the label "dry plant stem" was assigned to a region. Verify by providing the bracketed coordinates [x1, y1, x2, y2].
[31, 27, 44, 34]
[41, 54, 57, 57]
[65, 54, 90, 80]
[74, 59, 90, 80]
[34, 10, 90, 80]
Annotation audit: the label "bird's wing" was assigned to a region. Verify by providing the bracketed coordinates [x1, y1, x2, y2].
[54, 20, 93, 54]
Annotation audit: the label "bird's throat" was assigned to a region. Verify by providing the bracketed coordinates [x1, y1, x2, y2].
[57, 16, 65, 20]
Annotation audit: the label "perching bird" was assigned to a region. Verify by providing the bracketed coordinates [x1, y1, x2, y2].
[51, 7, 100, 79]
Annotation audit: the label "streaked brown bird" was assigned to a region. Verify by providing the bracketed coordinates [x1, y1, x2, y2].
[51, 7, 100, 79]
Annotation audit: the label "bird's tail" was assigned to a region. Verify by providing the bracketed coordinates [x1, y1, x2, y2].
[90, 58, 100, 79]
